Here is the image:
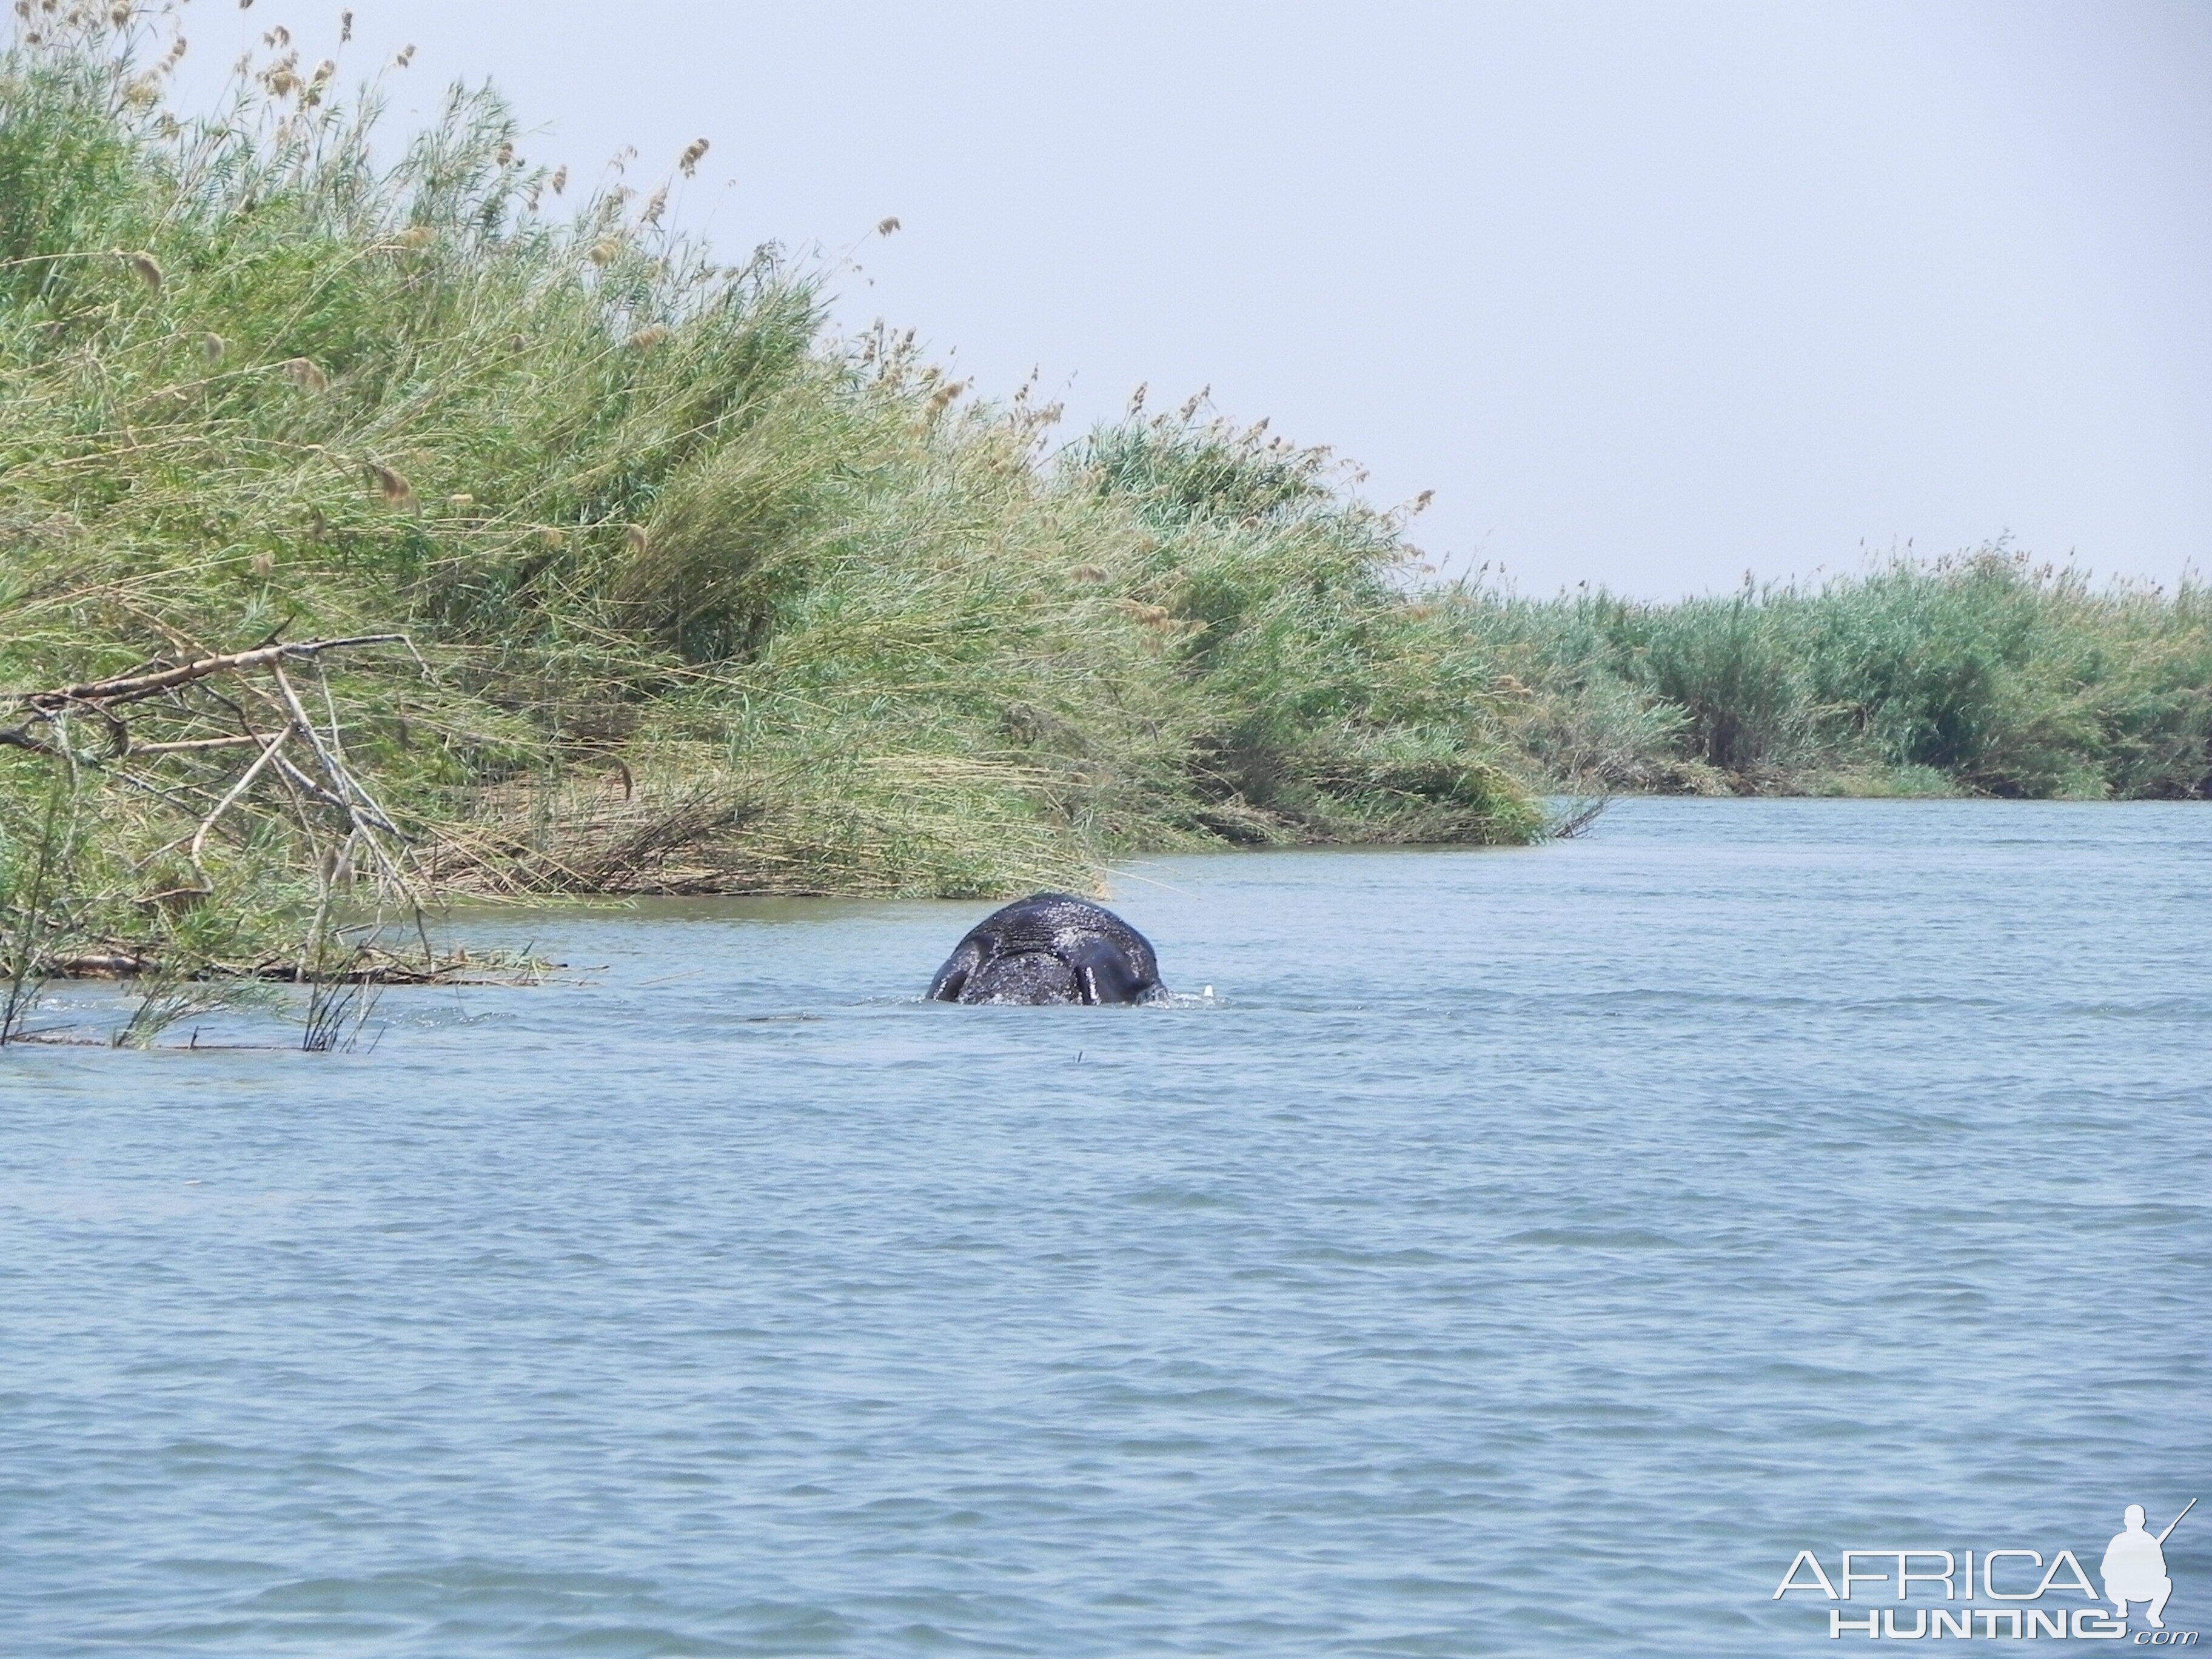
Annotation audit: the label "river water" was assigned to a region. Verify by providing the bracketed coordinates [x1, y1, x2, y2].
[3, 799, 2207, 1656]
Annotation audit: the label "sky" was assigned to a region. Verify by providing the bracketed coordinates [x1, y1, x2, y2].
[164, 0, 2212, 598]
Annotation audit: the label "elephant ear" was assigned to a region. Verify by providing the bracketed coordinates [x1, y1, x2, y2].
[927, 938, 985, 1001]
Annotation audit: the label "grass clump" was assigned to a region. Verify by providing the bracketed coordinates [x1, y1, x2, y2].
[0, 10, 1544, 1023]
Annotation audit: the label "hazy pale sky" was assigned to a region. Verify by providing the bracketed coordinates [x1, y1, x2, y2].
[170, 1, 2211, 597]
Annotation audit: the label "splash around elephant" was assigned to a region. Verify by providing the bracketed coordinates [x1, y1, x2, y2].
[926, 893, 1170, 1006]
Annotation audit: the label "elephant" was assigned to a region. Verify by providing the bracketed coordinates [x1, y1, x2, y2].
[926, 893, 1170, 1006]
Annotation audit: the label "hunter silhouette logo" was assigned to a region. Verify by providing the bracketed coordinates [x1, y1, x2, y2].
[2106, 1500, 2194, 1630]
[1774, 1498, 2198, 1641]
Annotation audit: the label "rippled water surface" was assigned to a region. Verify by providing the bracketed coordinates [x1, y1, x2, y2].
[4, 799, 2208, 1656]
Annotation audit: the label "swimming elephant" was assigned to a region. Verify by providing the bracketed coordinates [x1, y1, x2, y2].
[927, 893, 1170, 1006]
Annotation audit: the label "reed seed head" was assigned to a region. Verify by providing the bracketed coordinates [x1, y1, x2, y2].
[120, 249, 163, 294]
[679, 138, 709, 176]
[369, 462, 415, 507]
[496, 141, 514, 166]
[340, 8, 351, 41]
[394, 42, 414, 67]
[876, 216, 900, 237]
[551, 165, 568, 195]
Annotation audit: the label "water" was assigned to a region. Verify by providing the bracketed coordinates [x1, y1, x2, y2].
[3, 799, 2207, 1656]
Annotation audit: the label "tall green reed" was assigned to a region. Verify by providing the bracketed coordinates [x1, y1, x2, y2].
[1444, 551, 2212, 798]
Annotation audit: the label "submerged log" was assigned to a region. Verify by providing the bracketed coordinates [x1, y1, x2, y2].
[13, 947, 541, 986]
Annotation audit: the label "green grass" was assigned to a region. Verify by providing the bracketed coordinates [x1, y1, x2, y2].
[1441, 553, 2212, 800]
[0, 13, 1543, 1026]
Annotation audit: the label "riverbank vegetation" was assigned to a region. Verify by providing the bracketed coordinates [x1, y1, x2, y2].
[1452, 554, 2212, 800]
[3, 14, 2208, 1039]
[0, 11, 1540, 1021]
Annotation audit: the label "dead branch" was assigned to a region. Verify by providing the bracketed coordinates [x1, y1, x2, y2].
[15, 634, 407, 714]
[183, 725, 290, 875]
[270, 662, 418, 903]
[130, 734, 274, 754]
[0, 626, 466, 1030]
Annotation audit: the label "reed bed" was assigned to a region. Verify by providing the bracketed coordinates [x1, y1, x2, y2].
[0, 10, 1541, 1033]
[1449, 555, 2212, 799]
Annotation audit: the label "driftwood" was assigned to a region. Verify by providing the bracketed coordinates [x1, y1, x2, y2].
[2, 634, 406, 751]
[0, 633, 443, 1007]
[20, 945, 533, 985]
[18, 634, 407, 714]
[0, 630, 572, 1057]
[2, 632, 417, 902]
